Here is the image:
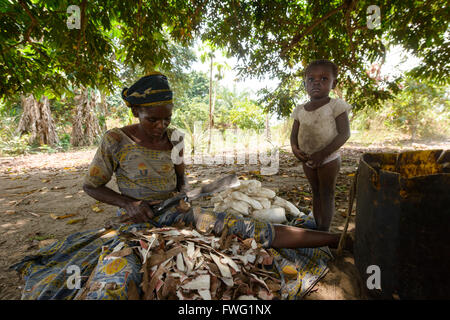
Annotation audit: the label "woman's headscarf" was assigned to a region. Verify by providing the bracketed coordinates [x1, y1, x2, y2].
[121, 72, 173, 107]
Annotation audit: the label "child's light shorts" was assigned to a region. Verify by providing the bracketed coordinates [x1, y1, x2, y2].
[305, 151, 340, 168]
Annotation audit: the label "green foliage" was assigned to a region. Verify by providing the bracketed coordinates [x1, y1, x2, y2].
[270, 118, 294, 146]
[383, 79, 449, 139]
[3, 1, 448, 116]
[214, 85, 267, 129]
[0, 96, 21, 117]
[258, 80, 301, 118]
[2, 1, 448, 154]
[201, 0, 449, 115]
[0, 116, 75, 155]
[173, 70, 210, 107]
[0, 130, 32, 156]
[0, 114, 30, 155]
[171, 70, 267, 133]
[172, 97, 209, 131]
[228, 99, 265, 130]
[105, 91, 129, 122]
[0, 0, 205, 98]
[185, 71, 210, 101]
[0, 97, 72, 154]
[58, 132, 71, 150]
[49, 96, 73, 126]
[351, 78, 450, 141]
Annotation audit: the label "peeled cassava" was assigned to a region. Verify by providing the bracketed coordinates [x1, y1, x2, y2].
[213, 196, 233, 212]
[252, 197, 271, 209]
[229, 200, 250, 215]
[210, 178, 303, 224]
[248, 187, 276, 199]
[236, 180, 261, 194]
[231, 191, 263, 210]
[218, 189, 232, 199]
[252, 208, 287, 224]
[272, 196, 301, 217]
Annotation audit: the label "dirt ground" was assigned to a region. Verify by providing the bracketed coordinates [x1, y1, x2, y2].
[1, 139, 448, 300]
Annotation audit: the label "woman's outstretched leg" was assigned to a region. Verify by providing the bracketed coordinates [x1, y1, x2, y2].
[271, 224, 340, 248]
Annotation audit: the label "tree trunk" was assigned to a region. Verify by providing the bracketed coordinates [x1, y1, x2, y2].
[208, 54, 214, 152]
[99, 91, 108, 131]
[212, 80, 216, 126]
[265, 112, 271, 142]
[71, 87, 101, 146]
[17, 94, 59, 146]
[410, 96, 418, 142]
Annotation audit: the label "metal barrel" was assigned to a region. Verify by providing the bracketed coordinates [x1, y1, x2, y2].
[354, 150, 450, 299]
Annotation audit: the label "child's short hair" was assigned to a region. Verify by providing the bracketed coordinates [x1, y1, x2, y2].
[304, 59, 339, 79]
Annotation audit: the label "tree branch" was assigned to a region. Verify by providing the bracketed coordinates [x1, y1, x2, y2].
[191, 0, 207, 28]
[280, 3, 347, 57]
[76, 0, 87, 63]
[18, 0, 38, 42]
[1, 40, 26, 54]
[2, 1, 39, 54]
[138, 0, 143, 37]
[345, 0, 358, 63]
[0, 12, 18, 17]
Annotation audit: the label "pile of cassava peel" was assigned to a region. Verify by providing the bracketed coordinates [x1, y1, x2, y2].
[131, 226, 281, 300]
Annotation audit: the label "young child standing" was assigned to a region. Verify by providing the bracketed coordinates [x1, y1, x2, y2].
[290, 59, 352, 231]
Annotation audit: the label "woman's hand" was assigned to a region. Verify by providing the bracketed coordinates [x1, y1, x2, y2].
[121, 199, 156, 223]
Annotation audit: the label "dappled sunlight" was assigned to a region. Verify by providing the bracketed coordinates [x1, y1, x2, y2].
[1, 218, 29, 229]
[5, 229, 21, 236]
[0, 149, 96, 174]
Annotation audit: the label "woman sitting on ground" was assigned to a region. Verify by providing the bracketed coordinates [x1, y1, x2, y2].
[83, 72, 342, 250]
[11, 72, 347, 300]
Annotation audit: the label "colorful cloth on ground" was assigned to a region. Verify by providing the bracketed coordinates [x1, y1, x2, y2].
[84, 127, 181, 201]
[10, 208, 331, 300]
[213, 211, 275, 248]
[10, 224, 152, 300]
[121, 72, 173, 108]
[117, 206, 275, 248]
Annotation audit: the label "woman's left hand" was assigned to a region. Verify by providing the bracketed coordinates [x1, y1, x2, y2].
[120, 199, 161, 223]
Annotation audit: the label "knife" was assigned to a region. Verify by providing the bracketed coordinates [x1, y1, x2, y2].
[150, 174, 240, 217]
